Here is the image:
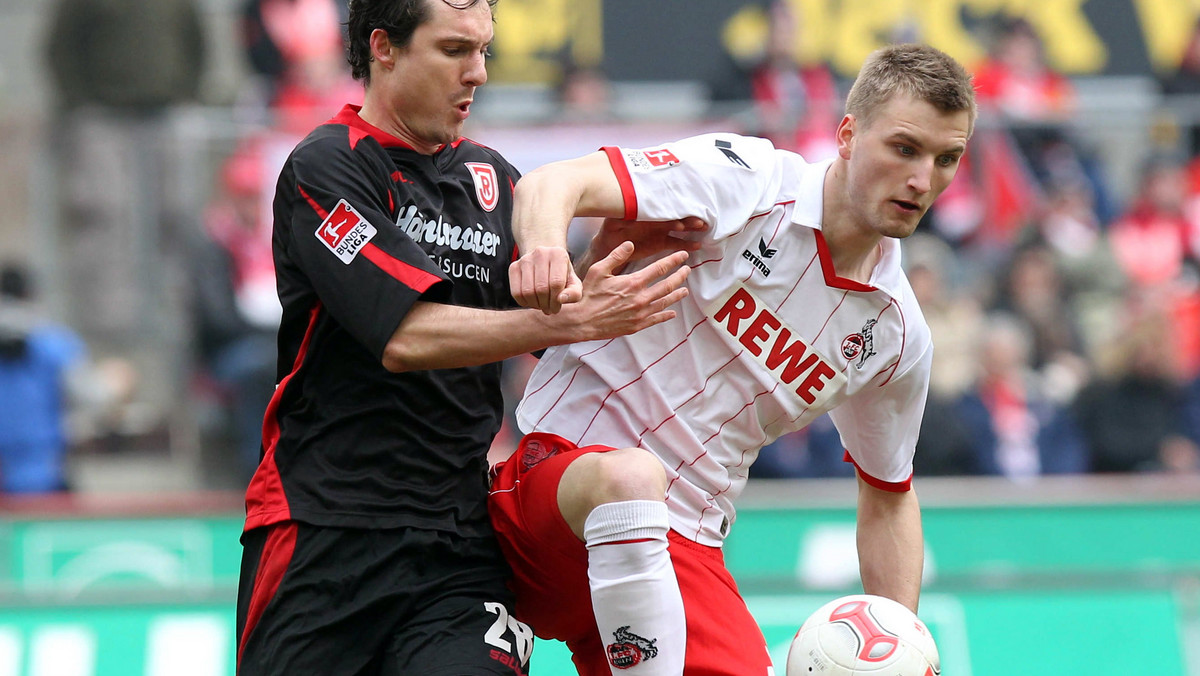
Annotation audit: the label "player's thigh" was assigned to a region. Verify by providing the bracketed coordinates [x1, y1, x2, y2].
[670, 534, 774, 675]
[237, 522, 388, 676]
[380, 580, 533, 675]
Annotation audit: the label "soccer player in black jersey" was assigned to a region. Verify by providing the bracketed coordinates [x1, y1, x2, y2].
[233, 0, 696, 674]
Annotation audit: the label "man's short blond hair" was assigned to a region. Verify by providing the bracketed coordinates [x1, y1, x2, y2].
[845, 43, 977, 137]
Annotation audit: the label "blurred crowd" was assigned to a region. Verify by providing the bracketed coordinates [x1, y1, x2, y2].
[4, 0, 1200, 495]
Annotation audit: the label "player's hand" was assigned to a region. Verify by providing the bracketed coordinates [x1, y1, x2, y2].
[561, 242, 691, 341]
[509, 245, 582, 315]
[583, 216, 707, 274]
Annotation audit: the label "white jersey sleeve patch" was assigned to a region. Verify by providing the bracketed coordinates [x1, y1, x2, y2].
[619, 133, 783, 240]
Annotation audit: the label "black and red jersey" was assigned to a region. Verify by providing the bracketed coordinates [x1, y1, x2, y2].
[243, 104, 521, 537]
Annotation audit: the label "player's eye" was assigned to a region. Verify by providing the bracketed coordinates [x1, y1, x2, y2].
[896, 145, 914, 156]
[938, 154, 959, 167]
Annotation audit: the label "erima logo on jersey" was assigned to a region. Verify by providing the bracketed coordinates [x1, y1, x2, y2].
[715, 139, 751, 168]
[742, 237, 778, 277]
[395, 203, 502, 257]
[316, 199, 378, 264]
[709, 285, 846, 406]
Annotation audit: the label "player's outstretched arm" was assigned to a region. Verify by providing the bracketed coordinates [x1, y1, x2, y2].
[510, 151, 625, 314]
[855, 474, 923, 613]
[382, 243, 689, 372]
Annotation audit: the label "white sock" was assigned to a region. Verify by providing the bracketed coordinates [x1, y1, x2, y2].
[584, 500, 685, 676]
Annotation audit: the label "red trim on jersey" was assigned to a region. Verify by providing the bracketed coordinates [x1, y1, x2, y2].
[602, 146, 639, 220]
[329, 104, 418, 150]
[843, 450, 912, 492]
[461, 137, 500, 153]
[297, 184, 328, 220]
[813, 229, 878, 292]
[244, 304, 322, 531]
[237, 521, 298, 665]
[296, 184, 442, 292]
[361, 243, 443, 292]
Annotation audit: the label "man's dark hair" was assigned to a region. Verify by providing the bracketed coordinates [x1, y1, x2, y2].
[346, 0, 497, 84]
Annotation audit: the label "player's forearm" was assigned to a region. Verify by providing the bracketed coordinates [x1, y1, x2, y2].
[512, 166, 584, 254]
[381, 301, 588, 372]
[855, 478, 924, 613]
[512, 153, 624, 254]
[379, 302, 619, 374]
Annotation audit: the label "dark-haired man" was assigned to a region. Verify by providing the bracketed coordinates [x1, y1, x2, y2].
[233, 1, 693, 673]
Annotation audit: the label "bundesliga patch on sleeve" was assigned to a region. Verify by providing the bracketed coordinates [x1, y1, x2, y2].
[624, 147, 680, 171]
[316, 199, 378, 264]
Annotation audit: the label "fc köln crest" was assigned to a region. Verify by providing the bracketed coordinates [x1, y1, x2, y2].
[465, 162, 498, 212]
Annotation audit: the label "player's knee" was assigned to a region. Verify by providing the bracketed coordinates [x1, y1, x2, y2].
[588, 447, 667, 506]
[558, 448, 668, 539]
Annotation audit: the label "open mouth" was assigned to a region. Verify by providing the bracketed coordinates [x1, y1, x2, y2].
[893, 199, 920, 213]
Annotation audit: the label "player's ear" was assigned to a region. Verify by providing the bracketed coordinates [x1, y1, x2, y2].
[370, 29, 395, 70]
[836, 114, 855, 160]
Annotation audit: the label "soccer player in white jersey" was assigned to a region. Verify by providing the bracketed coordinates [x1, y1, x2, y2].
[489, 44, 976, 676]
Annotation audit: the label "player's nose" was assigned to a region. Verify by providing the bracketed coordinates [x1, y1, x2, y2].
[908, 158, 933, 194]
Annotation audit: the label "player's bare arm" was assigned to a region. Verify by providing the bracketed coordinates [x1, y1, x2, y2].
[854, 474, 924, 613]
[511, 152, 706, 313]
[382, 241, 689, 372]
[509, 151, 626, 313]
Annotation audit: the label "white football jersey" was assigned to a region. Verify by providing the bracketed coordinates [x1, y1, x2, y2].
[516, 133, 933, 547]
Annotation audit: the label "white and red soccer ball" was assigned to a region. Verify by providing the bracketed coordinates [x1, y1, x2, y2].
[786, 594, 940, 676]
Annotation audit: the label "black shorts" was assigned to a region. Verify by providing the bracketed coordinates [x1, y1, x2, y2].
[236, 521, 532, 676]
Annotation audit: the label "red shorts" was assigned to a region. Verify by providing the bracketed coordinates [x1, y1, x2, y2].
[488, 433, 773, 676]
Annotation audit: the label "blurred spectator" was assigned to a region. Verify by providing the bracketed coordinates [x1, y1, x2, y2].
[905, 234, 989, 476]
[1073, 309, 1200, 473]
[949, 314, 1088, 479]
[904, 233, 986, 399]
[0, 263, 85, 494]
[970, 18, 1115, 240]
[990, 242, 1086, 374]
[745, 0, 839, 159]
[45, 0, 205, 111]
[973, 18, 1073, 124]
[1109, 152, 1198, 289]
[239, 0, 360, 133]
[557, 62, 614, 124]
[1033, 173, 1102, 262]
[1159, 18, 1200, 156]
[44, 0, 208, 431]
[1161, 18, 1200, 97]
[191, 141, 280, 482]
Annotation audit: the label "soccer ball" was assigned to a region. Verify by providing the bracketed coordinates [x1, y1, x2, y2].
[786, 594, 940, 676]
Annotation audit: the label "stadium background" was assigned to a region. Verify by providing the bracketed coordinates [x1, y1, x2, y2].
[0, 0, 1199, 674]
